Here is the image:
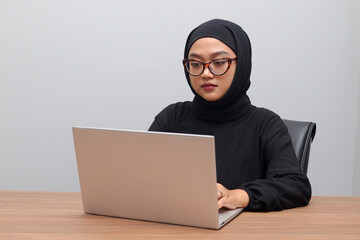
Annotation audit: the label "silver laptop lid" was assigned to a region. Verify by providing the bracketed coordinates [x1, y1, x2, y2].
[73, 127, 220, 229]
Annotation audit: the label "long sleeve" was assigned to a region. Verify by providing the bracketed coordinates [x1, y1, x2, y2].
[149, 105, 175, 132]
[239, 113, 311, 211]
[149, 117, 166, 132]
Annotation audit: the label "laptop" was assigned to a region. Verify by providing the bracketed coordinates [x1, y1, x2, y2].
[72, 127, 243, 229]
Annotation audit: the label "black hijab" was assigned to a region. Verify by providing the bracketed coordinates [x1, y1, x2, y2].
[184, 19, 253, 123]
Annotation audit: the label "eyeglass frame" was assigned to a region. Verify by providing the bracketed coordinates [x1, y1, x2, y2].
[182, 57, 237, 76]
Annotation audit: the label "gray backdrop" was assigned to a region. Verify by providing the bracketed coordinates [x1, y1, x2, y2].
[1, 0, 359, 196]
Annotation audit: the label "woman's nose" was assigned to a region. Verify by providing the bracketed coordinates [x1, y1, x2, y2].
[201, 65, 214, 79]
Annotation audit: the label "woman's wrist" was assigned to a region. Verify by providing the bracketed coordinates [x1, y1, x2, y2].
[232, 189, 249, 208]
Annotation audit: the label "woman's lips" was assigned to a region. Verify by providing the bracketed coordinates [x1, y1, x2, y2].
[201, 83, 217, 90]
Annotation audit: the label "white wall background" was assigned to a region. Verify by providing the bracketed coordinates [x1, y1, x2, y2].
[0, 0, 359, 196]
[352, 0, 360, 196]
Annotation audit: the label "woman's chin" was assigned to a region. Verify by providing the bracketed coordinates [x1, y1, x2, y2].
[201, 95, 221, 102]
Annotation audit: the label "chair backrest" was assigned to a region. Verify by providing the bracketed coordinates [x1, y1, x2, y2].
[282, 119, 316, 174]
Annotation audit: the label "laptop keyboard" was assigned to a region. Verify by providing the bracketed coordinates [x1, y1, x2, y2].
[218, 208, 243, 225]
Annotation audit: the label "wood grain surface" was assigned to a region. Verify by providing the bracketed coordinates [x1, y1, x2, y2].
[1, 191, 359, 239]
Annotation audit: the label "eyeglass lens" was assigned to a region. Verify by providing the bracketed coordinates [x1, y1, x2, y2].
[185, 59, 229, 76]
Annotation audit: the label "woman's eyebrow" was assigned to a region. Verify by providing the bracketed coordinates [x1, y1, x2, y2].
[188, 51, 230, 59]
[189, 53, 201, 59]
[210, 51, 230, 58]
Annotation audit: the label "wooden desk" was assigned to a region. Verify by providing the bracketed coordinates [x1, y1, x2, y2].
[1, 191, 359, 239]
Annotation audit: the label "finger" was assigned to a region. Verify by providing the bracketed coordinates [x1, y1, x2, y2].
[218, 197, 225, 209]
[217, 190, 222, 200]
[217, 183, 225, 199]
[217, 190, 224, 200]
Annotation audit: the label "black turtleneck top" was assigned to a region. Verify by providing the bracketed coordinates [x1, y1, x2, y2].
[149, 19, 311, 211]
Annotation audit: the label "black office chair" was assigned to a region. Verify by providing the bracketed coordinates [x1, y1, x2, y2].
[282, 119, 316, 174]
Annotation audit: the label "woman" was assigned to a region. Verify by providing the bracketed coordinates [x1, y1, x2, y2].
[149, 19, 311, 211]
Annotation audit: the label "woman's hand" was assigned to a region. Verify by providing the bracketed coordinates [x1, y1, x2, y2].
[217, 183, 249, 209]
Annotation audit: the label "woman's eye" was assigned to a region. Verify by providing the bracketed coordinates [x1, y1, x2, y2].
[190, 62, 201, 68]
[213, 59, 227, 65]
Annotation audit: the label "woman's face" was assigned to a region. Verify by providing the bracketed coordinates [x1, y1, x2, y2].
[188, 37, 237, 102]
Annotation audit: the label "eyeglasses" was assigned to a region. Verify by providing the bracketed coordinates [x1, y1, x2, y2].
[182, 58, 237, 76]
